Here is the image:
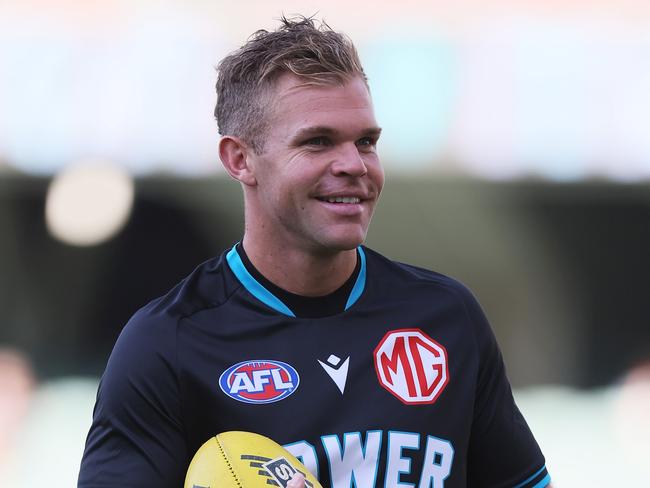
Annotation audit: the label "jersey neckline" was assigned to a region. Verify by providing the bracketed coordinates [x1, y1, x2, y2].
[225, 244, 367, 317]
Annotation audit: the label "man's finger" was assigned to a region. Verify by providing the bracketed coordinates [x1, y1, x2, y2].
[287, 472, 306, 488]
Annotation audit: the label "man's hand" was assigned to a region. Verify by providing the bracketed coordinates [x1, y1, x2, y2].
[287, 472, 306, 488]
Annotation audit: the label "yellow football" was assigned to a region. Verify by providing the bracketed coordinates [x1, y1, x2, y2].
[184, 431, 323, 488]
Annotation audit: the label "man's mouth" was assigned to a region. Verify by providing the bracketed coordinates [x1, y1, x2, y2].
[316, 196, 362, 204]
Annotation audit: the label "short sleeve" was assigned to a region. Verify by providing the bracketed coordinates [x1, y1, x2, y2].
[463, 292, 550, 488]
[78, 310, 188, 487]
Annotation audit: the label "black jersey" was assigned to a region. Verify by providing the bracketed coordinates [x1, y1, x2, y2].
[78, 245, 550, 488]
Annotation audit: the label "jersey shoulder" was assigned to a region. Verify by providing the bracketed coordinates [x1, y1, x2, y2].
[135, 249, 241, 324]
[98, 249, 242, 406]
[362, 246, 476, 301]
[113, 249, 242, 358]
[362, 246, 490, 340]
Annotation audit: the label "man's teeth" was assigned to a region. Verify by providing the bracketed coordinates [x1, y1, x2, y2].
[324, 197, 361, 204]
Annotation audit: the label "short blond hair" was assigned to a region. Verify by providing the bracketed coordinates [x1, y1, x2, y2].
[215, 15, 367, 152]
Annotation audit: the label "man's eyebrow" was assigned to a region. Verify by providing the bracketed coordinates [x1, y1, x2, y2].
[292, 126, 383, 141]
[362, 127, 383, 138]
[293, 126, 337, 141]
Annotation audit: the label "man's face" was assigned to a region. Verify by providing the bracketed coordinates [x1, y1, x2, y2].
[247, 73, 384, 254]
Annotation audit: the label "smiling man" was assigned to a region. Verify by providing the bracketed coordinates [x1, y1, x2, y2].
[220, 72, 383, 297]
[78, 16, 550, 488]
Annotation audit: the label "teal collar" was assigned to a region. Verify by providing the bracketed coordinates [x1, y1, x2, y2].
[226, 245, 366, 317]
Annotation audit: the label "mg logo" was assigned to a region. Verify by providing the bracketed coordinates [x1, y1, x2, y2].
[373, 329, 449, 405]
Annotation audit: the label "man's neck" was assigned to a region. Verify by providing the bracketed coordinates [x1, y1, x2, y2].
[241, 235, 358, 297]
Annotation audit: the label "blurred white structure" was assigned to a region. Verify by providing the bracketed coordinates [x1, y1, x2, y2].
[0, 1, 649, 179]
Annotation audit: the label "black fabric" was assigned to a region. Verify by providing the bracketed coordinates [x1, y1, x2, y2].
[78, 246, 548, 488]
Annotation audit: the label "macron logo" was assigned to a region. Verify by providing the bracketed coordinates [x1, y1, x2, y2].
[318, 354, 350, 394]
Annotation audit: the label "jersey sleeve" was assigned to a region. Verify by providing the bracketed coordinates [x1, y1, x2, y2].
[462, 290, 551, 488]
[78, 309, 188, 487]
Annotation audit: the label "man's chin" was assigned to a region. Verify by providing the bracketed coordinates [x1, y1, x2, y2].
[315, 233, 366, 254]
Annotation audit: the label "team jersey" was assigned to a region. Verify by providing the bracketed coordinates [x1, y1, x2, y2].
[78, 245, 550, 488]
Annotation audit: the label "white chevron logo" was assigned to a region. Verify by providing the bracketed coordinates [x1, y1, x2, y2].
[318, 354, 350, 394]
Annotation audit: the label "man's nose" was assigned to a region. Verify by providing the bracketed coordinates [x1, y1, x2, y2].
[330, 143, 368, 177]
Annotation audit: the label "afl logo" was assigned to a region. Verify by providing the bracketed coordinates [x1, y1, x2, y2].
[374, 329, 449, 405]
[219, 360, 300, 404]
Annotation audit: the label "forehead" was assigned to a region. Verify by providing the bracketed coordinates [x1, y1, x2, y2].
[267, 74, 377, 136]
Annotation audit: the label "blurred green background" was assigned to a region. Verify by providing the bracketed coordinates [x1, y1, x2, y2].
[2, 175, 649, 388]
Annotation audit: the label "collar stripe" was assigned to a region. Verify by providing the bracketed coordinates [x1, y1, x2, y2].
[346, 246, 366, 310]
[226, 245, 296, 317]
[226, 244, 366, 317]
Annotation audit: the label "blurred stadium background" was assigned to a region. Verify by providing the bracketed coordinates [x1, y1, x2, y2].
[1, 1, 649, 486]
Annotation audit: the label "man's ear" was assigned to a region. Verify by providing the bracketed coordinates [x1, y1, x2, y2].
[218, 136, 257, 186]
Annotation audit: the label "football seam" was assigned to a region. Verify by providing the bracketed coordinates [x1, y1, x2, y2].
[215, 435, 243, 488]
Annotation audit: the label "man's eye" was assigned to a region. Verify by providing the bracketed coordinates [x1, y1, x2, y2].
[305, 137, 329, 146]
[357, 137, 376, 148]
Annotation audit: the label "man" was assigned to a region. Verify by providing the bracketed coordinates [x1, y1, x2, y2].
[79, 16, 551, 487]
